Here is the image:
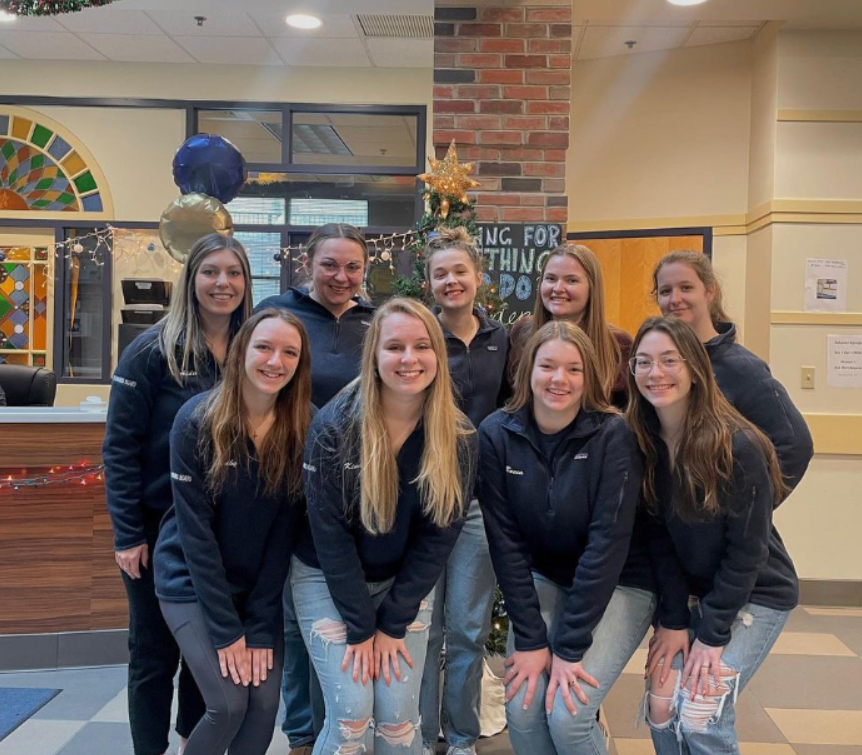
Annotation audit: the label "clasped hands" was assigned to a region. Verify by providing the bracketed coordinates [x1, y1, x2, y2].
[342, 630, 414, 686]
[217, 637, 274, 688]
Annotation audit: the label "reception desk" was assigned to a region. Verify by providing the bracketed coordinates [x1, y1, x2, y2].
[0, 408, 128, 670]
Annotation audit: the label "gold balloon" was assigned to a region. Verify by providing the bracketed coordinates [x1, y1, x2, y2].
[418, 140, 481, 219]
[159, 193, 234, 263]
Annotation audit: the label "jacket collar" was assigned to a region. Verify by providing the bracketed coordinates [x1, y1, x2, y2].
[501, 404, 606, 442]
[433, 306, 498, 340]
[704, 321, 736, 355]
[289, 286, 376, 317]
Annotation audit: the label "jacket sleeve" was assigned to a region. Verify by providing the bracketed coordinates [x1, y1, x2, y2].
[730, 372, 813, 500]
[304, 418, 377, 645]
[243, 493, 304, 648]
[478, 421, 549, 652]
[376, 433, 477, 638]
[552, 421, 642, 662]
[697, 434, 774, 647]
[102, 335, 165, 550]
[647, 509, 691, 630]
[170, 414, 245, 649]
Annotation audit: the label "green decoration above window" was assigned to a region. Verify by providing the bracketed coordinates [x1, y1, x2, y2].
[0, 0, 119, 16]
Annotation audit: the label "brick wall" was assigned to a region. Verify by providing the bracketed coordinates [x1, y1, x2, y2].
[433, 1, 573, 224]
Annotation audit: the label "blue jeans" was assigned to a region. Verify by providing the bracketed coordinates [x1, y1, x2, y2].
[291, 557, 435, 755]
[281, 576, 325, 748]
[506, 577, 656, 755]
[420, 499, 496, 749]
[648, 601, 790, 755]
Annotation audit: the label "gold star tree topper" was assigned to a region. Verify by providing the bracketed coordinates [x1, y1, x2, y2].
[418, 140, 481, 219]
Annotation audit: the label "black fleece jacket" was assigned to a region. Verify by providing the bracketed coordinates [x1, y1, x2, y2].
[706, 323, 813, 496]
[296, 392, 478, 644]
[650, 429, 799, 647]
[478, 407, 643, 662]
[154, 393, 308, 650]
[440, 308, 511, 429]
[103, 325, 221, 550]
[254, 288, 375, 408]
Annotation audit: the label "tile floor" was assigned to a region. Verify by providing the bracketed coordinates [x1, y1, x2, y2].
[1, 606, 861, 755]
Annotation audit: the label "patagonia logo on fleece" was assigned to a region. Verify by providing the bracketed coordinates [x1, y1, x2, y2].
[112, 375, 137, 388]
[303, 462, 317, 473]
[506, 465, 524, 476]
[574, 453, 588, 460]
[486, 345, 499, 352]
[171, 472, 192, 483]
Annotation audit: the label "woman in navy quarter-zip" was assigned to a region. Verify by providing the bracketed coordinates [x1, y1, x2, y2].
[155, 309, 313, 755]
[627, 317, 797, 755]
[419, 227, 510, 755]
[103, 233, 253, 755]
[478, 321, 651, 755]
[255, 223, 375, 752]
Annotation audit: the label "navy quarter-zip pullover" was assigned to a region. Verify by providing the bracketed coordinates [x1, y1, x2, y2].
[706, 323, 813, 495]
[439, 307, 511, 428]
[155, 393, 309, 650]
[478, 407, 643, 662]
[650, 429, 799, 647]
[103, 325, 221, 551]
[254, 288, 374, 408]
[296, 391, 478, 645]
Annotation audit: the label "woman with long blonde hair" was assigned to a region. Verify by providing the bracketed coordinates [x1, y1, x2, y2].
[626, 317, 797, 755]
[155, 308, 313, 755]
[509, 244, 630, 408]
[479, 321, 649, 755]
[291, 297, 477, 755]
[103, 233, 252, 755]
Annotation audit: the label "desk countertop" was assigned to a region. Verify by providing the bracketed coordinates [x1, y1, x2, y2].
[0, 406, 107, 423]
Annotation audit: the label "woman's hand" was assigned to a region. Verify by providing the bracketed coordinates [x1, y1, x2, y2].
[342, 637, 374, 685]
[646, 625, 690, 685]
[217, 637, 250, 686]
[503, 648, 551, 710]
[115, 544, 149, 579]
[374, 630, 414, 686]
[682, 639, 724, 698]
[545, 655, 600, 715]
[249, 647, 274, 687]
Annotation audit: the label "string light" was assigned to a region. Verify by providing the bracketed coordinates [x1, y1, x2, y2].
[0, 463, 104, 491]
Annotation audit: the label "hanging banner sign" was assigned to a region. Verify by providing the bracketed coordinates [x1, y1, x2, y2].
[477, 223, 564, 323]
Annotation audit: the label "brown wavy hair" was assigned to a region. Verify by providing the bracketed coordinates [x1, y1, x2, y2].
[652, 250, 731, 325]
[625, 317, 784, 521]
[197, 308, 312, 497]
[507, 320, 616, 416]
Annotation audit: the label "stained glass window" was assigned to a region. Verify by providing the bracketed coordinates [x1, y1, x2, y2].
[0, 246, 49, 367]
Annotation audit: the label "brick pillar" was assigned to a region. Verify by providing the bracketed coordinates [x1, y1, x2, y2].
[433, 1, 572, 224]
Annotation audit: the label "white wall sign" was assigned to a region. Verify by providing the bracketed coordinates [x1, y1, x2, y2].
[805, 258, 848, 312]
[827, 335, 862, 388]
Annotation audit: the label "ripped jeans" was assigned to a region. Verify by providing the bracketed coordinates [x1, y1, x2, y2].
[291, 556, 433, 755]
[646, 601, 790, 755]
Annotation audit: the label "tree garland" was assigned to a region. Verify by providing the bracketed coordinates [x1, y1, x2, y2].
[0, 0, 118, 16]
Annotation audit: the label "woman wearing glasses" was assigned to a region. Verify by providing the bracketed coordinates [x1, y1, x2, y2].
[255, 223, 375, 755]
[626, 317, 797, 754]
[478, 321, 649, 755]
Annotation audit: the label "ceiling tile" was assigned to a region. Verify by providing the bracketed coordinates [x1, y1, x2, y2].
[57, 8, 164, 34]
[696, 19, 767, 28]
[584, 18, 693, 28]
[0, 43, 18, 59]
[78, 33, 195, 62]
[366, 38, 432, 68]
[686, 25, 761, 47]
[579, 25, 691, 60]
[251, 12, 358, 38]
[174, 35, 283, 65]
[0, 15, 65, 31]
[270, 36, 371, 67]
[145, 10, 262, 37]
[0, 31, 105, 60]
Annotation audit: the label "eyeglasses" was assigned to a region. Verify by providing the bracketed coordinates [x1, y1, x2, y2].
[317, 259, 365, 277]
[628, 356, 687, 376]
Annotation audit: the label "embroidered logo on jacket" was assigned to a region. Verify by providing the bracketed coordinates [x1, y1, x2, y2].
[225, 460, 237, 467]
[179, 371, 197, 377]
[506, 465, 524, 476]
[574, 453, 588, 460]
[171, 472, 192, 482]
[487, 345, 499, 352]
[112, 375, 137, 388]
[303, 462, 317, 473]
[344, 462, 361, 470]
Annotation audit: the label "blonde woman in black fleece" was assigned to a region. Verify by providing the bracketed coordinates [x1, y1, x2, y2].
[292, 297, 477, 755]
[626, 317, 797, 755]
[103, 233, 252, 755]
[155, 308, 313, 755]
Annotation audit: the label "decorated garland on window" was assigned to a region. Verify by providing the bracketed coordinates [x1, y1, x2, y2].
[0, 0, 118, 16]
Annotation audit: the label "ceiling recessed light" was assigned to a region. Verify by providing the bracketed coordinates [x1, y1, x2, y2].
[0, 10, 16, 22]
[667, 0, 708, 5]
[286, 14, 322, 30]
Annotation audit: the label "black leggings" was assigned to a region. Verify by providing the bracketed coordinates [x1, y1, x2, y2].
[160, 600, 284, 755]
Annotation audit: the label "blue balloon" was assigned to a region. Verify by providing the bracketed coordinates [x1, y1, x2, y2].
[172, 134, 247, 204]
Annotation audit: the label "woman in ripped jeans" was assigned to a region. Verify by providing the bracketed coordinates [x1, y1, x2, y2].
[291, 298, 478, 755]
[626, 317, 800, 754]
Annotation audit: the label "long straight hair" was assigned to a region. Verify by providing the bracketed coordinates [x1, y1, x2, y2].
[652, 250, 731, 325]
[198, 308, 312, 497]
[625, 317, 784, 521]
[344, 297, 473, 534]
[158, 233, 253, 385]
[506, 320, 616, 417]
[532, 244, 621, 400]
